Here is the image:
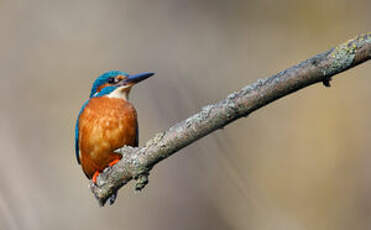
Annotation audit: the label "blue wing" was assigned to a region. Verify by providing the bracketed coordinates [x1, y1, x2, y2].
[75, 99, 90, 164]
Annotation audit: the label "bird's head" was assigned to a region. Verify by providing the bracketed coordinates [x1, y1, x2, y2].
[92, 71, 154, 100]
[90, 71, 129, 97]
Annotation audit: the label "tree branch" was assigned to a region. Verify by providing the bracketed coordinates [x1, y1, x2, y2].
[90, 33, 371, 206]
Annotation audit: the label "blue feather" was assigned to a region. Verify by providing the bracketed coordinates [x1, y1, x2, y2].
[89, 70, 128, 97]
[93, 86, 118, 97]
[75, 99, 90, 164]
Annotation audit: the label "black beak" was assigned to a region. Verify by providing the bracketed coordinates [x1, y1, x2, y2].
[122, 72, 155, 85]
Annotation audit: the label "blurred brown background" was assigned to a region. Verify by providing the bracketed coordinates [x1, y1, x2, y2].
[0, 0, 370, 229]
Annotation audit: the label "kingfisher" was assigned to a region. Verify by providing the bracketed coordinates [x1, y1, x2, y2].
[75, 71, 154, 183]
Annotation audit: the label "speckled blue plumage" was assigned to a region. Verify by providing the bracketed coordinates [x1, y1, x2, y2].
[89, 70, 129, 98]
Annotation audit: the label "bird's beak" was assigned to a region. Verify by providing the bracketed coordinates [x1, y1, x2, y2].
[121, 72, 155, 86]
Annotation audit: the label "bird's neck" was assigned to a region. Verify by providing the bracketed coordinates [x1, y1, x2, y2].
[107, 88, 131, 101]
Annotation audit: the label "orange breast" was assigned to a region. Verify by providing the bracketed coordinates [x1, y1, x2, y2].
[78, 97, 138, 178]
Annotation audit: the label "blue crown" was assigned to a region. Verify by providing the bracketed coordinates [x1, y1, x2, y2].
[89, 70, 128, 97]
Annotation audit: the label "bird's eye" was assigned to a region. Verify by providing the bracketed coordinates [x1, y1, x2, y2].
[107, 77, 116, 84]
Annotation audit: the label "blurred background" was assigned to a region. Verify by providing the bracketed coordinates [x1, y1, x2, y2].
[0, 0, 370, 229]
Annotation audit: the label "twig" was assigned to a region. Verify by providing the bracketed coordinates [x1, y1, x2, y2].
[90, 33, 371, 206]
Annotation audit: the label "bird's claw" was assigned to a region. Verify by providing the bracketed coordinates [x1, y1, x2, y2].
[108, 159, 120, 167]
[92, 171, 100, 184]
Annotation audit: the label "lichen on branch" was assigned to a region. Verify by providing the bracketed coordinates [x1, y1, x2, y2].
[90, 33, 371, 206]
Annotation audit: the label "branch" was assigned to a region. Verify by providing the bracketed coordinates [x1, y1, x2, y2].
[90, 33, 371, 206]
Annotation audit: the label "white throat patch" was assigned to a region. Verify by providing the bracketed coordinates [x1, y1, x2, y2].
[107, 86, 131, 100]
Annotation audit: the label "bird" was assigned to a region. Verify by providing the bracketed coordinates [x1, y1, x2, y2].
[75, 71, 154, 183]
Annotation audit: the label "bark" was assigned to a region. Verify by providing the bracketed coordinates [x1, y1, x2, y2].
[90, 33, 371, 206]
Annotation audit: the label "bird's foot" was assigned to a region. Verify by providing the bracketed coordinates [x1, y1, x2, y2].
[108, 159, 120, 167]
[91, 160, 120, 185]
[92, 171, 100, 184]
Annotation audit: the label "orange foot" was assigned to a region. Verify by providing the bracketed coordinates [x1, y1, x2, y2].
[92, 171, 100, 184]
[109, 159, 120, 167]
